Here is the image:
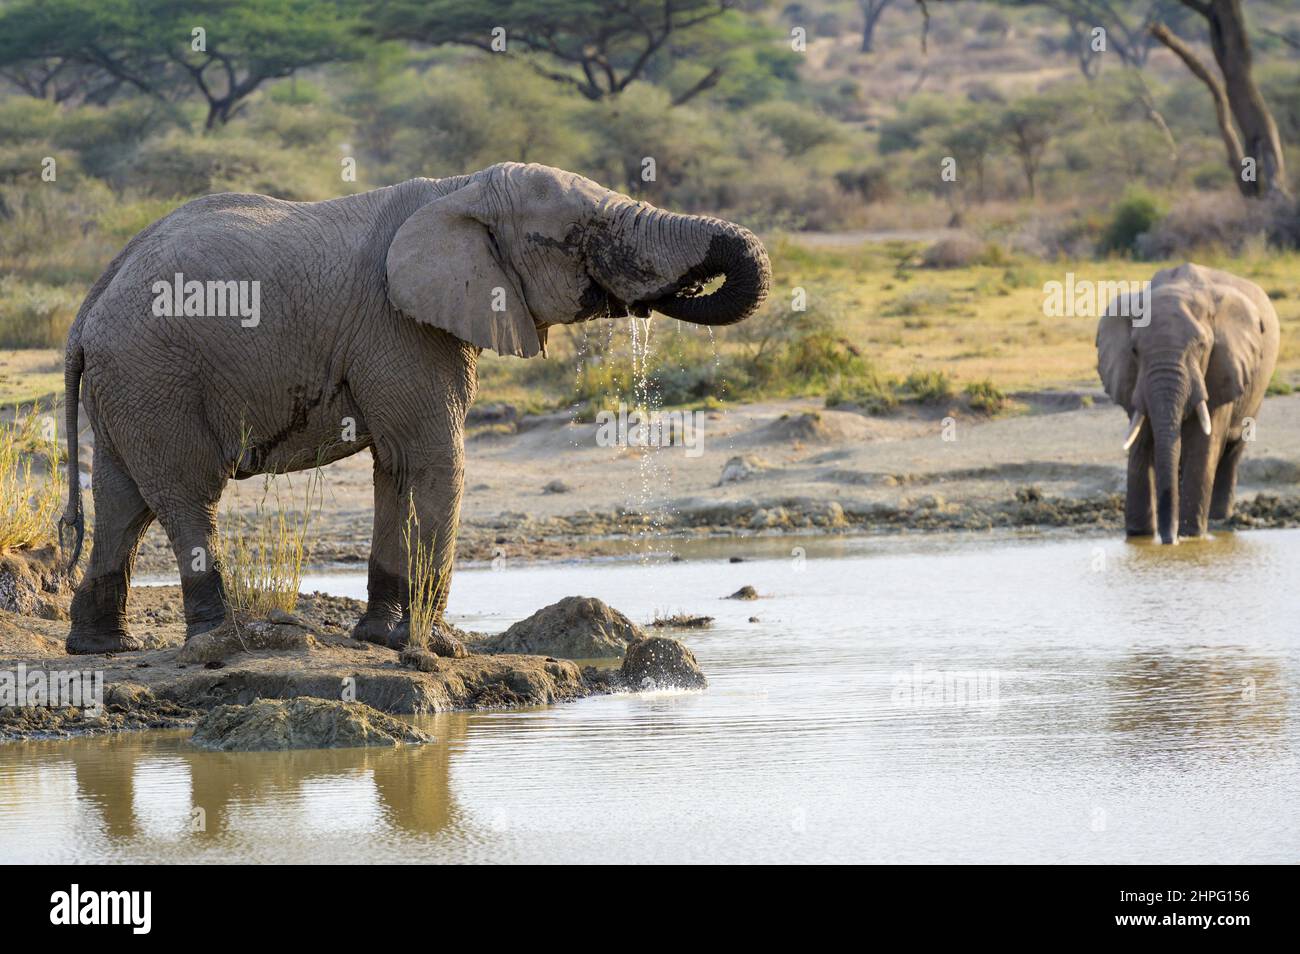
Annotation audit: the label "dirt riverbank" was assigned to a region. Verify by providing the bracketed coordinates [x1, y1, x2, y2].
[0, 581, 710, 741]
[109, 391, 1300, 573]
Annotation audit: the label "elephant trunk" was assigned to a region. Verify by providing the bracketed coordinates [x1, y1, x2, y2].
[1147, 363, 1191, 545]
[647, 218, 771, 326]
[1154, 427, 1181, 545]
[598, 204, 770, 327]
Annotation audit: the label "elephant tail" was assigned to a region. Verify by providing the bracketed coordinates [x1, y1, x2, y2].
[54, 215, 168, 574]
[58, 337, 85, 573]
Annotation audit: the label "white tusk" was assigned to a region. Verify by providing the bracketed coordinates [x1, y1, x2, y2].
[1196, 400, 1212, 437]
[1122, 412, 1145, 451]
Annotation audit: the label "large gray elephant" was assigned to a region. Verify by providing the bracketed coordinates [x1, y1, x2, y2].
[1096, 262, 1279, 544]
[60, 162, 771, 654]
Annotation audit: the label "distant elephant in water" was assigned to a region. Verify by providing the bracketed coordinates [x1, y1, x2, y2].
[61, 162, 771, 654]
[1096, 263, 1279, 544]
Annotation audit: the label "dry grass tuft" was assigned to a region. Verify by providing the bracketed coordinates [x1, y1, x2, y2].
[219, 466, 321, 617]
[0, 409, 62, 552]
[402, 494, 448, 653]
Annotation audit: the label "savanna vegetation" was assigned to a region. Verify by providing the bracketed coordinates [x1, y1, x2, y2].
[1, 0, 1298, 421]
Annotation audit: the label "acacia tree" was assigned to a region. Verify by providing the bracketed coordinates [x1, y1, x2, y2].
[944, 107, 1000, 202]
[167, 1, 365, 128]
[0, 58, 130, 105]
[913, 0, 1290, 199]
[0, 0, 364, 129]
[859, 0, 900, 53]
[1149, 0, 1290, 199]
[998, 97, 1060, 198]
[369, 0, 741, 104]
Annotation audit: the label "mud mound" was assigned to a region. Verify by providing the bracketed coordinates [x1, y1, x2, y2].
[921, 233, 988, 268]
[0, 546, 71, 620]
[720, 455, 768, 485]
[620, 637, 707, 690]
[0, 587, 713, 740]
[176, 616, 317, 665]
[757, 411, 873, 445]
[191, 698, 434, 751]
[476, 596, 644, 658]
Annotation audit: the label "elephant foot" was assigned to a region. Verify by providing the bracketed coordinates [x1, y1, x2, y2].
[66, 627, 144, 656]
[390, 619, 468, 658]
[352, 612, 399, 647]
[352, 614, 467, 658]
[1125, 528, 1154, 538]
[184, 615, 227, 642]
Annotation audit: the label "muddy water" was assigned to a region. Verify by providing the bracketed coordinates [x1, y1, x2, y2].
[2, 530, 1298, 863]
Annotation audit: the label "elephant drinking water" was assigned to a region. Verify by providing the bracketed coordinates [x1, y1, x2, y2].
[60, 162, 771, 655]
[1096, 263, 1280, 545]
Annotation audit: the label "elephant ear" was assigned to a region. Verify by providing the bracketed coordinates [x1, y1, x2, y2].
[1096, 293, 1141, 410]
[1206, 286, 1264, 406]
[386, 180, 543, 358]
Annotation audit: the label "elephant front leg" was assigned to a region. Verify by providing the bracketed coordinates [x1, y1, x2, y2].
[1209, 439, 1246, 522]
[352, 453, 466, 658]
[1178, 411, 1228, 540]
[352, 460, 405, 644]
[1124, 431, 1155, 537]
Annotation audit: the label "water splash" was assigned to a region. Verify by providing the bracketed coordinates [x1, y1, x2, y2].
[627, 315, 666, 564]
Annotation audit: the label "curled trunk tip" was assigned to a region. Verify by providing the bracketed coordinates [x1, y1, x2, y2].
[649, 224, 771, 327]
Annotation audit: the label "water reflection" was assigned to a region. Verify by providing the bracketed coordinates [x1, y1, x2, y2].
[1104, 651, 1286, 752]
[0, 714, 469, 859]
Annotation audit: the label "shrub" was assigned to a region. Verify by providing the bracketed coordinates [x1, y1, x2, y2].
[653, 359, 748, 405]
[0, 277, 80, 348]
[749, 101, 842, 156]
[1099, 188, 1165, 257]
[1135, 191, 1277, 258]
[782, 331, 867, 381]
[108, 132, 334, 201]
[965, 378, 1009, 413]
[0, 98, 59, 146]
[825, 374, 899, 414]
[902, 370, 955, 404]
[94, 197, 182, 244]
[833, 165, 894, 203]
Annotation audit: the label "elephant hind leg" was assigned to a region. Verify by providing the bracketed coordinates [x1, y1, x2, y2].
[1210, 440, 1246, 521]
[67, 450, 156, 655]
[115, 424, 230, 640]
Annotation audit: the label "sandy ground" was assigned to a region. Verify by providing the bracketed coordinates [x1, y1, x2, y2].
[100, 390, 1300, 576]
